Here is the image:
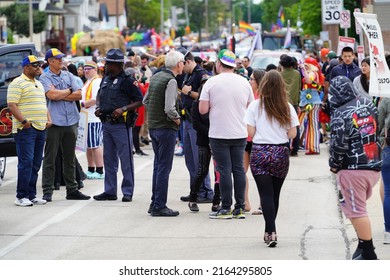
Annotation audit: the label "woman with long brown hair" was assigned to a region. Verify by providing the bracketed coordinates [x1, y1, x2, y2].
[245, 70, 299, 247]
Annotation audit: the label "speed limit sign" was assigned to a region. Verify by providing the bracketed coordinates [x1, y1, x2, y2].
[322, 0, 344, 24]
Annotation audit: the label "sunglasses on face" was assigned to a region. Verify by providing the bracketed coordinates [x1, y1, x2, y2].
[30, 63, 40, 68]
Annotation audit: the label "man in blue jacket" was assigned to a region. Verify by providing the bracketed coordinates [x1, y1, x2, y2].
[329, 46, 361, 82]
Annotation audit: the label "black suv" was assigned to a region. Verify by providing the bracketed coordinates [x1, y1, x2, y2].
[0, 43, 38, 157]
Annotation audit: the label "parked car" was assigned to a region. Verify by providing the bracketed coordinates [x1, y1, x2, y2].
[0, 43, 38, 158]
[250, 50, 304, 70]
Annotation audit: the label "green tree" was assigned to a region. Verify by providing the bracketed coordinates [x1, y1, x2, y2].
[126, 0, 163, 29]
[260, 0, 300, 32]
[171, 0, 228, 41]
[7, 30, 15, 44]
[0, 4, 46, 37]
[288, 0, 322, 35]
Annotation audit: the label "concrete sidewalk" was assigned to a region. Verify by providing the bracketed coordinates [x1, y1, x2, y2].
[0, 142, 388, 260]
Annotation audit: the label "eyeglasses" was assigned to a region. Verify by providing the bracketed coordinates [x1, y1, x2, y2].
[249, 77, 255, 81]
[30, 64, 40, 68]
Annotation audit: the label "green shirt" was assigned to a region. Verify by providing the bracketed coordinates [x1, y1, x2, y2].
[281, 68, 301, 106]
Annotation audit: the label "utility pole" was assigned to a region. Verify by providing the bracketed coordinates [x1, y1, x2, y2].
[205, 0, 209, 39]
[161, 0, 164, 33]
[116, 0, 119, 28]
[29, 0, 33, 41]
[248, 0, 251, 23]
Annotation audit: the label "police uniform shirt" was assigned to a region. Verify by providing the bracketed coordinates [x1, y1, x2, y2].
[98, 70, 143, 114]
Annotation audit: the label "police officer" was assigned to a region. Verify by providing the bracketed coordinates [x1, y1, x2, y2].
[178, 50, 214, 203]
[93, 48, 143, 202]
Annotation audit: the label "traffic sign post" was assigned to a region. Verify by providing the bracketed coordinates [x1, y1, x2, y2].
[354, 8, 364, 46]
[322, 0, 344, 25]
[340, 10, 351, 37]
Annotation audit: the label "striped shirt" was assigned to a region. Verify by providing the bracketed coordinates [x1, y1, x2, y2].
[7, 73, 48, 133]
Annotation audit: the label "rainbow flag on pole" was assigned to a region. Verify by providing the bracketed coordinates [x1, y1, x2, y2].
[239, 20, 256, 36]
[277, 6, 285, 29]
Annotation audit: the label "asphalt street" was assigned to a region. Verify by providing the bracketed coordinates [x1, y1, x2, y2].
[0, 142, 388, 260]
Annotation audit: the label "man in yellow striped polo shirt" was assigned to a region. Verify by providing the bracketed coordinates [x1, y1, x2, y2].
[7, 55, 51, 207]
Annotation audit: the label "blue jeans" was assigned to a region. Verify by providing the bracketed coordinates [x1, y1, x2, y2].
[150, 128, 177, 210]
[102, 122, 135, 196]
[209, 138, 246, 210]
[183, 120, 213, 199]
[14, 127, 46, 200]
[381, 146, 390, 232]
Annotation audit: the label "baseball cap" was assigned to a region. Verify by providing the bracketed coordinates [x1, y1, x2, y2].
[326, 51, 338, 59]
[320, 48, 329, 58]
[45, 48, 66, 60]
[22, 55, 42, 67]
[84, 61, 97, 69]
[218, 49, 236, 67]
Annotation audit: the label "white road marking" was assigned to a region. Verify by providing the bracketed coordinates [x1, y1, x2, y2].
[0, 157, 153, 258]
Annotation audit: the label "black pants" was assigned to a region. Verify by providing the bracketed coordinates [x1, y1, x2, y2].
[189, 145, 220, 204]
[253, 174, 285, 234]
[132, 125, 141, 152]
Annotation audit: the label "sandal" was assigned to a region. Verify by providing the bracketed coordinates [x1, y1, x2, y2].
[252, 207, 263, 215]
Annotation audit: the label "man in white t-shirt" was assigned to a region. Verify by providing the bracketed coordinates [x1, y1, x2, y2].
[80, 61, 104, 179]
[199, 49, 254, 219]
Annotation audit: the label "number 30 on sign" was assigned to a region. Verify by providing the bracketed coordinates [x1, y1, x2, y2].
[322, 0, 344, 25]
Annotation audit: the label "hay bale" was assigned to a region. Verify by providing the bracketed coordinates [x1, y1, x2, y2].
[76, 30, 126, 56]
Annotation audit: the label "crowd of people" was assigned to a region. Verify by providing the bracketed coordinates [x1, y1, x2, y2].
[5, 43, 390, 259]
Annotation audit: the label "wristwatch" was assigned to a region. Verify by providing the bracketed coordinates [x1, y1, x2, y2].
[122, 106, 128, 112]
[21, 119, 28, 125]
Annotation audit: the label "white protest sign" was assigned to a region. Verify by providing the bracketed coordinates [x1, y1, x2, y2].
[76, 109, 88, 152]
[355, 12, 390, 97]
[336, 36, 355, 56]
[322, 0, 344, 24]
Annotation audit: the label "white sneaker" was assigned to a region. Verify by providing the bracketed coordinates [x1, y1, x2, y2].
[174, 146, 183, 156]
[15, 198, 33, 207]
[31, 198, 47, 205]
[384, 232, 390, 244]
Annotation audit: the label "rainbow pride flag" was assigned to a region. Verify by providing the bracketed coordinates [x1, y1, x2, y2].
[239, 20, 256, 36]
[277, 6, 285, 28]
